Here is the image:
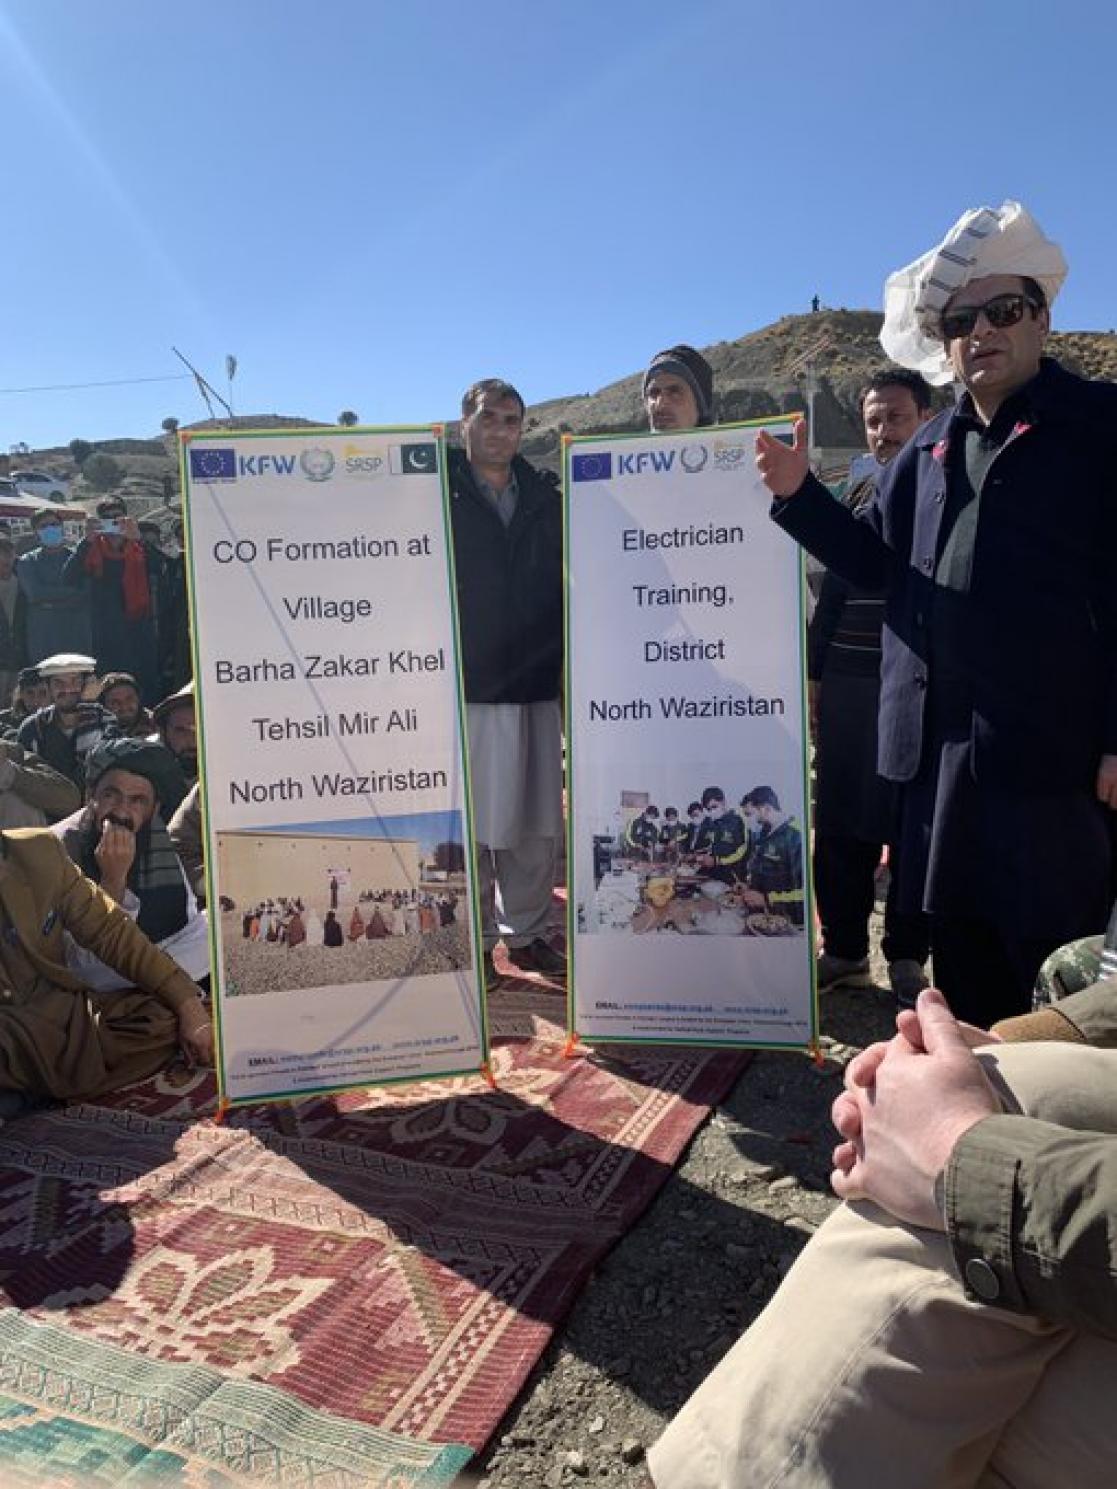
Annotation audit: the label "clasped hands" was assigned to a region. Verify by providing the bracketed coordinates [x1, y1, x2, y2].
[829, 988, 1002, 1231]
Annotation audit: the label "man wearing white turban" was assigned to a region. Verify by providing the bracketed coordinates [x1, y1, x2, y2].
[754, 201, 1117, 1026]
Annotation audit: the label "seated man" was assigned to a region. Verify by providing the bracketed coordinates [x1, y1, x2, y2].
[151, 681, 196, 816]
[0, 667, 49, 738]
[0, 735, 80, 828]
[0, 827, 212, 1106]
[51, 737, 210, 991]
[97, 670, 154, 738]
[168, 782, 205, 906]
[16, 652, 112, 790]
[649, 978, 1117, 1488]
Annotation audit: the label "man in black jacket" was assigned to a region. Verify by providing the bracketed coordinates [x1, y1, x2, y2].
[449, 379, 565, 985]
[756, 201, 1117, 1023]
[809, 369, 933, 1003]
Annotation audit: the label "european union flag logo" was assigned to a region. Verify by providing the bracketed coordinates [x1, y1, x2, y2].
[571, 453, 612, 482]
[189, 447, 237, 481]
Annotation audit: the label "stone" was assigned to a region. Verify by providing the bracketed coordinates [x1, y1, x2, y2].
[768, 1175, 799, 1194]
[621, 1440, 645, 1465]
[784, 1216, 818, 1236]
[566, 1449, 589, 1475]
[588, 1415, 605, 1435]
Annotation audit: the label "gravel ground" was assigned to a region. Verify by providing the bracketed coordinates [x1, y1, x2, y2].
[466, 926, 898, 1488]
[220, 913, 470, 995]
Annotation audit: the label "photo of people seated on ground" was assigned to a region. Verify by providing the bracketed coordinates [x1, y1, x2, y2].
[579, 780, 805, 938]
[216, 821, 472, 996]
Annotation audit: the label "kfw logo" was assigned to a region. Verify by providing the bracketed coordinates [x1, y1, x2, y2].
[617, 449, 676, 475]
[188, 448, 297, 481]
[238, 453, 297, 476]
[570, 448, 679, 482]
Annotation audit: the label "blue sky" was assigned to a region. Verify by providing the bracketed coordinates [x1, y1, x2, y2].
[249, 811, 462, 862]
[3, 0, 1115, 450]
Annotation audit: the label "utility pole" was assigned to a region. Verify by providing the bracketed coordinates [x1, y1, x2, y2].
[785, 334, 833, 468]
[171, 347, 234, 423]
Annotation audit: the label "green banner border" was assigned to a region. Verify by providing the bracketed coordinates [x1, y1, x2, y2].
[179, 424, 489, 1108]
[561, 416, 820, 1054]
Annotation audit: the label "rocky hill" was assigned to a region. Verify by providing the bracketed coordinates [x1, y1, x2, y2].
[14, 311, 1117, 506]
[517, 312, 1117, 467]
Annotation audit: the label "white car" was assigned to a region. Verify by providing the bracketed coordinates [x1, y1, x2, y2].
[10, 468, 70, 502]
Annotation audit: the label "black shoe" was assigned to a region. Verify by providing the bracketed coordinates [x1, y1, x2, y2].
[506, 938, 567, 977]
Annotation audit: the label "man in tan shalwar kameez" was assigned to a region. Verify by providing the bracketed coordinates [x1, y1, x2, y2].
[0, 827, 213, 1104]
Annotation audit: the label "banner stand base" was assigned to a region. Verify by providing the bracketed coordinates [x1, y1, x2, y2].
[480, 1061, 498, 1090]
[211, 1097, 232, 1126]
[808, 1040, 825, 1069]
[561, 1033, 581, 1061]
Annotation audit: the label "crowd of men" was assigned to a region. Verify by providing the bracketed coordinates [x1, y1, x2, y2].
[0, 193, 1115, 1480]
[4, 501, 189, 707]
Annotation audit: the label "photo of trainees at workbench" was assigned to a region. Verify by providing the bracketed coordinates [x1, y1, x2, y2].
[580, 780, 804, 937]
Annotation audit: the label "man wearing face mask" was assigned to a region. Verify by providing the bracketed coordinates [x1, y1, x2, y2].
[62, 498, 160, 703]
[16, 509, 92, 664]
[694, 785, 750, 884]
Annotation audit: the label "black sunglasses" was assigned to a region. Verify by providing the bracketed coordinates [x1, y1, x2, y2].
[941, 292, 1042, 342]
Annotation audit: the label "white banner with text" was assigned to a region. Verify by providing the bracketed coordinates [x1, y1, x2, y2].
[183, 427, 485, 1104]
[565, 420, 816, 1049]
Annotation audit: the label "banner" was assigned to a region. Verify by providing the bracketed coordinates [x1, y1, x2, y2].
[182, 427, 485, 1104]
[565, 419, 816, 1049]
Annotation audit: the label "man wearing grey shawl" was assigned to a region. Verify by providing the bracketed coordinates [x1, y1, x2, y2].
[756, 200, 1117, 1026]
[52, 735, 210, 990]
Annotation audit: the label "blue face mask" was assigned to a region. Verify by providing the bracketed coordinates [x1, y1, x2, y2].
[38, 525, 64, 547]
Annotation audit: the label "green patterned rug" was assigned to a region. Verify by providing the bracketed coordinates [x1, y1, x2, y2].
[0, 1310, 469, 1486]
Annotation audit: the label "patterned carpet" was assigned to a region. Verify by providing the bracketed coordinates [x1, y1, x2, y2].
[0, 980, 747, 1487]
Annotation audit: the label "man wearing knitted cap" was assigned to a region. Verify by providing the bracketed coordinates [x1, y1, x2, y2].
[643, 345, 716, 431]
[755, 201, 1117, 1026]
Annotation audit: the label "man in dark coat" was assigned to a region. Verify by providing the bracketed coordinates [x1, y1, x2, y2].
[62, 498, 160, 703]
[16, 508, 92, 665]
[449, 378, 565, 987]
[809, 369, 934, 1002]
[756, 201, 1116, 1022]
[17, 653, 113, 792]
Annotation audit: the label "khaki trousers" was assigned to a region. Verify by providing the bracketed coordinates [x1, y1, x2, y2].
[648, 1042, 1117, 1489]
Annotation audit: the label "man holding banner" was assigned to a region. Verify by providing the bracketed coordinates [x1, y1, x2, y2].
[643, 344, 716, 431]
[449, 379, 566, 985]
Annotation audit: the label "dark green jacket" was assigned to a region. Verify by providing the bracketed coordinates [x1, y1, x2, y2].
[950, 976, 1117, 1338]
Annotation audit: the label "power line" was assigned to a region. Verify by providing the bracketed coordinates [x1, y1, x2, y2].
[0, 373, 193, 395]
